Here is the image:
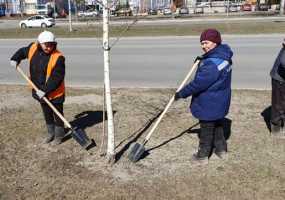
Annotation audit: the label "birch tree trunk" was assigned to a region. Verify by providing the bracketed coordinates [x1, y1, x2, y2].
[102, 0, 115, 163]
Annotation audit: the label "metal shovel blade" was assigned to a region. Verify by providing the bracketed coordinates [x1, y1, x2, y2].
[128, 142, 146, 162]
[71, 128, 93, 149]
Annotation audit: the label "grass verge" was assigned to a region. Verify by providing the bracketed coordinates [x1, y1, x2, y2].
[1, 20, 285, 38]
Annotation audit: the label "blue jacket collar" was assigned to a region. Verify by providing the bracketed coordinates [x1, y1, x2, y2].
[203, 44, 233, 62]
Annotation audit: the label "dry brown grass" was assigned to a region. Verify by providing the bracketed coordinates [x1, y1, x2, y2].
[0, 85, 284, 200]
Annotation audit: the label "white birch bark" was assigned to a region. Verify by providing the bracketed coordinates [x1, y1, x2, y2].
[102, 0, 115, 163]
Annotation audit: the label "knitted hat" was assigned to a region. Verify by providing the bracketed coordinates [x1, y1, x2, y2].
[200, 29, 222, 44]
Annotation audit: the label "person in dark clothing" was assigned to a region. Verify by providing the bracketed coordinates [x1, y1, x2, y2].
[10, 31, 66, 145]
[174, 29, 233, 164]
[269, 38, 285, 139]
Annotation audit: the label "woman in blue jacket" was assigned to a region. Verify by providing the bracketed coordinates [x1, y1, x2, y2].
[175, 29, 233, 164]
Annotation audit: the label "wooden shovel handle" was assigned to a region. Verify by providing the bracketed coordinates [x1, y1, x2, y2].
[144, 60, 200, 142]
[16, 66, 72, 129]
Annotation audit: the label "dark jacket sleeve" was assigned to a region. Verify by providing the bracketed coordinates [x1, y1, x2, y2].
[278, 49, 285, 79]
[10, 43, 33, 64]
[43, 56, 65, 94]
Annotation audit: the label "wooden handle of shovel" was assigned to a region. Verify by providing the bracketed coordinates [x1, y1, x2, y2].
[16, 66, 72, 129]
[143, 60, 200, 143]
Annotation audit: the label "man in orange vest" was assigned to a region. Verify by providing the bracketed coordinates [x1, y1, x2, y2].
[10, 31, 66, 145]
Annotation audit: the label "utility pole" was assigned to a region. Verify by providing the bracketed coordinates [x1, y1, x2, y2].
[102, 0, 115, 163]
[226, 0, 229, 17]
[73, 0, 78, 22]
[19, 0, 24, 18]
[68, 0, 72, 32]
[53, 0, 56, 19]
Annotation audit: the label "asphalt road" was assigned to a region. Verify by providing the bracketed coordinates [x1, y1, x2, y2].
[0, 34, 282, 89]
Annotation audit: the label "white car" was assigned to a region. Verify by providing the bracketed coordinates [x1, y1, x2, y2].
[163, 7, 172, 15]
[19, 15, 55, 28]
[77, 10, 98, 18]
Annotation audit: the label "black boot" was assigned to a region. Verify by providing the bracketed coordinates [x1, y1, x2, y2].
[44, 124, 55, 144]
[271, 122, 285, 139]
[214, 125, 228, 159]
[192, 122, 215, 165]
[53, 126, 65, 145]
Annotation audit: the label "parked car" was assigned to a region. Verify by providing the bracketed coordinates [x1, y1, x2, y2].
[148, 9, 158, 15]
[194, 6, 204, 14]
[115, 8, 132, 16]
[194, 2, 209, 14]
[196, 2, 211, 7]
[163, 7, 172, 15]
[77, 10, 98, 18]
[241, 3, 252, 11]
[19, 15, 55, 28]
[258, 3, 269, 11]
[225, 4, 239, 12]
[179, 7, 189, 15]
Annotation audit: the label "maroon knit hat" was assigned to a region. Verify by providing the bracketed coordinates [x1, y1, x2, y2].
[200, 29, 222, 44]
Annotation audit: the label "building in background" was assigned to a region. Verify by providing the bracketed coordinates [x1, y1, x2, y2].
[0, 0, 21, 15]
[24, 0, 37, 14]
[0, 0, 282, 16]
[0, 0, 67, 16]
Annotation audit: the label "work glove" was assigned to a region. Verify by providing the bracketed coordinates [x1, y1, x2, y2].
[10, 60, 18, 68]
[174, 92, 181, 101]
[194, 56, 203, 63]
[36, 89, 46, 99]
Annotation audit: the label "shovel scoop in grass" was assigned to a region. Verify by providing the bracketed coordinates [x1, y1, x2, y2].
[16, 66, 93, 150]
[128, 60, 200, 162]
[128, 140, 147, 162]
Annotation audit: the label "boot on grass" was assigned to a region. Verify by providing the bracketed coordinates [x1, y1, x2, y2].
[191, 122, 214, 165]
[271, 123, 285, 139]
[214, 126, 228, 159]
[53, 126, 65, 145]
[44, 124, 55, 144]
[191, 150, 209, 165]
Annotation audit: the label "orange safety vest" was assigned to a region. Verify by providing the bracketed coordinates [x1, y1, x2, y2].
[28, 42, 65, 100]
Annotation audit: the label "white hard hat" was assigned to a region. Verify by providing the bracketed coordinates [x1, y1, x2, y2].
[37, 31, 56, 44]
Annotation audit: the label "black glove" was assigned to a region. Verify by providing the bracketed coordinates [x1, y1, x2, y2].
[174, 92, 181, 101]
[194, 56, 203, 63]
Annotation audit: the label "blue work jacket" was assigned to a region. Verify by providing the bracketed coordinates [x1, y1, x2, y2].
[177, 44, 233, 121]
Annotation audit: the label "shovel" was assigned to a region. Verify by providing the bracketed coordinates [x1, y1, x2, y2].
[16, 66, 93, 149]
[128, 60, 200, 162]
